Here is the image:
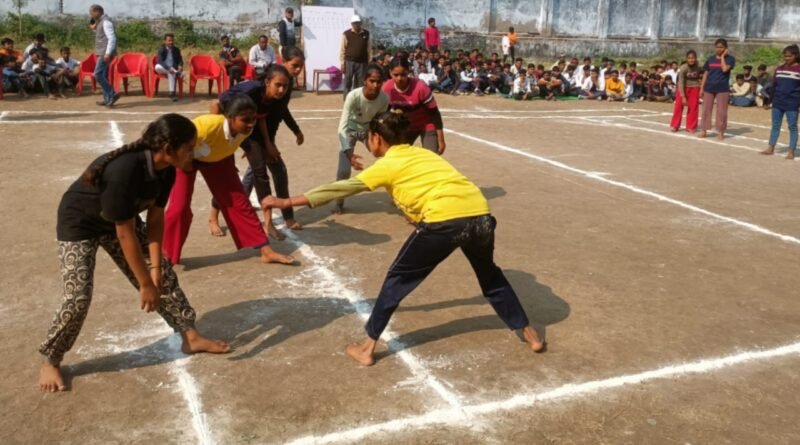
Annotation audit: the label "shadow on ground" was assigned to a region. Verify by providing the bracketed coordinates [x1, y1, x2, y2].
[64, 267, 567, 383]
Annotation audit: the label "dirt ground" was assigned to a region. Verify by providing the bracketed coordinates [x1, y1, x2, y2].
[1, 85, 800, 445]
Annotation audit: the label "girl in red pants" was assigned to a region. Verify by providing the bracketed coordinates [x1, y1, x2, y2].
[670, 50, 703, 133]
[162, 94, 294, 265]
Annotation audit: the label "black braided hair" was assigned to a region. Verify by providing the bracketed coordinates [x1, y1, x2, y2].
[368, 110, 410, 146]
[282, 46, 305, 63]
[82, 113, 197, 186]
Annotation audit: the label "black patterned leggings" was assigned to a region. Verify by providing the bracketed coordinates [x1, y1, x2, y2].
[39, 223, 196, 365]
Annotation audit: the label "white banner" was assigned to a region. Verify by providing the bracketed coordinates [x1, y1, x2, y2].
[302, 6, 355, 92]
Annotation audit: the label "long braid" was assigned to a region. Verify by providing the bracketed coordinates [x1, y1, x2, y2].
[80, 113, 198, 187]
[82, 140, 150, 187]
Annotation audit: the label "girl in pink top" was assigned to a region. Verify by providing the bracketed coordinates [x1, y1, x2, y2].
[381, 55, 446, 154]
[424, 17, 440, 52]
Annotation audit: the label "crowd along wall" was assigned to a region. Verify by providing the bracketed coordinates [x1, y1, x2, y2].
[4, 0, 798, 57]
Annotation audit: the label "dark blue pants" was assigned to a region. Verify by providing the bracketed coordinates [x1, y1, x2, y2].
[366, 215, 530, 339]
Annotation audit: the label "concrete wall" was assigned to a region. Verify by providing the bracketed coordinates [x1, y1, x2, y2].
[3, 0, 798, 56]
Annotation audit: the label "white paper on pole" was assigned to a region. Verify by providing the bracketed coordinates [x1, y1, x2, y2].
[302, 6, 355, 92]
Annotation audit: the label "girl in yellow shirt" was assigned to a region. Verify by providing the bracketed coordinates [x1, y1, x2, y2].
[264, 111, 544, 366]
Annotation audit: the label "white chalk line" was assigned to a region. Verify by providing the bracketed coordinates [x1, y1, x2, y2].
[632, 111, 776, 131]
[275, 220, 464, 408]
[618, 115, 793, 151]
[109, 122, 215, 445]
[446, 128, 800, 246]
[282, 340, 800, 445]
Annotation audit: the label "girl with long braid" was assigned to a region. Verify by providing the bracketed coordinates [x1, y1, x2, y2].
[39, 114, 230, 392]
[264, 111, 544, 366]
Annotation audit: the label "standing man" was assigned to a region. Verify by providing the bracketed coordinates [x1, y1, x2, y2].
[424, 17, 440, 53]
[89, 4, 120, 107]
[340, 15, 371, 98]
[278, 7, 301, 59]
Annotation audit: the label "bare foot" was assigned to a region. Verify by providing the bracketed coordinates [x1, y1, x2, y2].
[698, 131, 707, 138]
[58, 93, 67, 99]
[345, 339, 377, 366]
[332, 202, 344, 215]
[208, 219, 225, 237]
[285, 218, 303, 231]
[521, 326, 545, 352]
[670, 127, 679, 132]
[266, 221, 286, 241]
[39, 363, 66, 393]
[786, 150, 795, 160]
[760, 147, 775, 156]
[260, 246, 295, 265]
[716, 133, 725, 141]
[180, 329, 231, 354]
[48, 94, 58, 100]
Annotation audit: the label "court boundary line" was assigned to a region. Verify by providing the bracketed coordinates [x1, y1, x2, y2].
[281, 339, 800, 445]
[446, 128, 800, 245]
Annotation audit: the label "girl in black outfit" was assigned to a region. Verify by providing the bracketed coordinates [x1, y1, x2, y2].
[39, 114, 230, 393]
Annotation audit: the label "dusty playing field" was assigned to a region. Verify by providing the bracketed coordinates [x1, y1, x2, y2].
[2, 88, 800, 445]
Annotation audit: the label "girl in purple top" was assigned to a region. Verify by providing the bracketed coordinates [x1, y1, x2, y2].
[699, 39, 735, 140]
[761, 45, 800, 160]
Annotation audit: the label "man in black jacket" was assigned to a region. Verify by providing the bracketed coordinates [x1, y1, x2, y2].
[154, 33, 183, 101]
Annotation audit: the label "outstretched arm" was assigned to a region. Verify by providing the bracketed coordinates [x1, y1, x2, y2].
[262, 177, 370, 210]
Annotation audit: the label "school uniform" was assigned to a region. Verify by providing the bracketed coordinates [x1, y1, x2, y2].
[163, 114, 269, 264]
[301, 144, 531, 340]
[41, 149, 196, 365]
[702, 54, 735, 133]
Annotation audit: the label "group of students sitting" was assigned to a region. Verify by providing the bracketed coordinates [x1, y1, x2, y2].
[0, 34, 80, 99]
[372, 45, 784, 107]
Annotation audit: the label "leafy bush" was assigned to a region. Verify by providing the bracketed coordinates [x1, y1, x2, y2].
[0, 13, 94, 50]
[745, 46, 783, 67]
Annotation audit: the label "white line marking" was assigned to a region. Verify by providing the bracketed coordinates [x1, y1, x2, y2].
[0, 120, 155, 125]
[109, 123, 215, 444]
[633, 112, 775, 130]
[445, 128, 800, 245]
[109, 121, 124, 146]
[277, 224, 463, 408]
[282, 340, 800, 445]
[619, 116, 792, 150]
[173, 357, 216, 445]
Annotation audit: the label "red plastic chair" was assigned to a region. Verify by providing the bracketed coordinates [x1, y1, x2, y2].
[190, 55, 223, 97]
[244, 64, 256, 81]
[150, 54, 184, 98]
[77, 53, 99, 96]
[112, 53, 150, 97]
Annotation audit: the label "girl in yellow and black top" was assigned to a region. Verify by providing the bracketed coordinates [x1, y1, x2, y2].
[264, 111, 544, 366]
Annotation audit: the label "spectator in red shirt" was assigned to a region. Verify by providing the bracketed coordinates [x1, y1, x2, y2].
[424, 17, 441, 52]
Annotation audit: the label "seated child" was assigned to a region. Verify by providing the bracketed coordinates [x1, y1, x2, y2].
[579, 68, 604, 100]
[0, 37, 30, 97]
[730, 73, 755, 107]
[628, 76, 647, 102]
[263, 111, 545, 366]
[512, 70, 533, 100]
[604, 69, 625, 101]
[647, 74, 671, 102]
[54, 47, 80, 97]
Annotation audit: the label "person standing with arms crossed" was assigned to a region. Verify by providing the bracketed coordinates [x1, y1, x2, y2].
[340, 15, 371, 98]
[89, 4, 121, 107]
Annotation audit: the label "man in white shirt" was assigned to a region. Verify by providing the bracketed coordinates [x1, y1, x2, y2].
[248, 35, 276, 78]
[417, 65, 439, 90]
[90, 4, 120, 107]
[54, 46, 80, 96]
[22, 33, 47, 61]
